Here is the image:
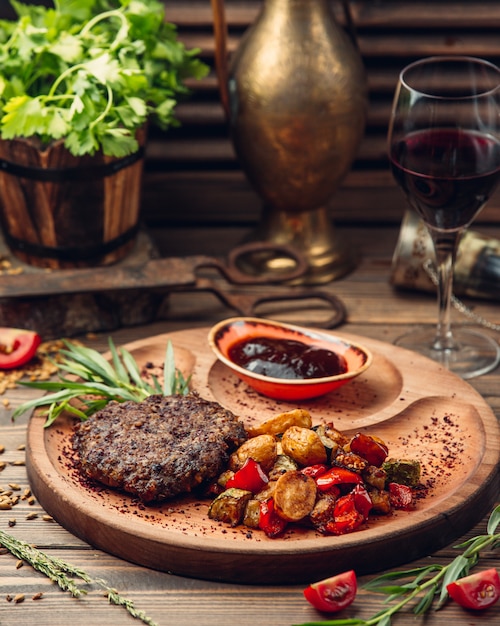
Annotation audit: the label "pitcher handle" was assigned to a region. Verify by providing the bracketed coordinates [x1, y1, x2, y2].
[340, 1, 361, 51]
[210, 0, 230, 117]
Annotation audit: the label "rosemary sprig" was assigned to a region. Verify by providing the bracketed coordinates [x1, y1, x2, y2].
[0, 529, 158, 625]
[104, 586, 159, 626]
[294, 504, 500, 626]
[12, 337, 190, 427]
[0, 528, 91, 596]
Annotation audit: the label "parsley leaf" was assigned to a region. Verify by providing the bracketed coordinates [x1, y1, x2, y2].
[0, 0, 208, 156]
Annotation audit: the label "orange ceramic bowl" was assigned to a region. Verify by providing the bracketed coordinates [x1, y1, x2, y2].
[208, 317, 372, 401]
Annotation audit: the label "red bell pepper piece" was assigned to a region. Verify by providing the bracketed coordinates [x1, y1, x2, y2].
[316, 466, 363, 492]
[350, 432, 388, 467]
[0, 328, 41, 370]
[388, 482, 414, 510]
[324, 494, 364, 535]
[259, 498, 288, 538]
[351, 483, 372, 519]
[301, 464, 329, 479]
[225, 458, 269, 493]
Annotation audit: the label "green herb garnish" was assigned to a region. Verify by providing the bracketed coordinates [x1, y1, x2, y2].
[294, 504, 500, 626]
[0, 529, 158, 625]
[12, 337, 190, 427]
[0, 0, 208, 157]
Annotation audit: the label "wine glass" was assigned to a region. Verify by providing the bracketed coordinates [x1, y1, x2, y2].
[388, 56, 500, 378]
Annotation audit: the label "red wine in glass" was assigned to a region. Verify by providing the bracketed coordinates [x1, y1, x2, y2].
[390, 128, 500, 231]
[388, 56, 500, 378]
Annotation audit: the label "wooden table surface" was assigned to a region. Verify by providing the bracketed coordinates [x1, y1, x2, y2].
[0, 223, 499, 626]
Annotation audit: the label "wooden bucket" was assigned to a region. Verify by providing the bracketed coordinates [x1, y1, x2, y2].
[0, 129, 146, 269]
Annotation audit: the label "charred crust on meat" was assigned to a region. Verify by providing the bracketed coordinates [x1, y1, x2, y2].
[71, 393, 248, 503]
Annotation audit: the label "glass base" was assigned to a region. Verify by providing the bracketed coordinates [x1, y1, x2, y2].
[394, 327, 500, 379]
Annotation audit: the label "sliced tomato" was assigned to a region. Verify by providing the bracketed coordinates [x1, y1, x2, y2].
[350, 432, 388, 467]
[225, 458, 268, 493]
[304, 570, 357, 613]
[447, 568, 500, 610]
[0, 328, 41, 369]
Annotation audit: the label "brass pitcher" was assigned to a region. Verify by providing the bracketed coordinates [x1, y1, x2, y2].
[211, 0, 367, 283]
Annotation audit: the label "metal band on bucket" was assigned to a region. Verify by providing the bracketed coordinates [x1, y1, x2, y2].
[0, 147, 144, 182]
[4, 222, 140, 262]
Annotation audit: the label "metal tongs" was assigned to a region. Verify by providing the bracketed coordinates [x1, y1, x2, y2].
[184, 242, 346, 328]
[0, 242, 346, 328]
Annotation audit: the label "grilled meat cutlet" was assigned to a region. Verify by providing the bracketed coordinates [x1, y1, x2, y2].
[72, 394, 247, 503]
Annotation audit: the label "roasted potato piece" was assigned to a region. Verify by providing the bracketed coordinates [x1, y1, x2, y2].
[316, 423, 350, 450]
[268, 454, 299, 480]
[243, 499, 261, 528]
[247, 409, 312, 437]
[229, 434, 278, 473]
[255, 480, 277, 502]
[315, 425, 340, 457]
[281, 426, 327, 466]
[273, 470, 317, 521]
[208, 488, 253, 526]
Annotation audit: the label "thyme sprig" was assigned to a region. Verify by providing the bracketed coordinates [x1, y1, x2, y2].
[0, 529, 158, 625]
[294, 504, 500, 626]
[12, 337, 190, 427]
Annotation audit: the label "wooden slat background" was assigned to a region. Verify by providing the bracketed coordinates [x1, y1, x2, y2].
[3, 1, 500, 230]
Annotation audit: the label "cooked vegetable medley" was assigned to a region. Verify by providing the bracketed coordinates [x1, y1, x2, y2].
[208, 409, 421, 537]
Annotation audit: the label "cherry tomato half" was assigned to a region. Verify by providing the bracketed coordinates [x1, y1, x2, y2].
[447, 568, 500, 610]
[304, 570, 357, 613]
[388, 482, 414, 511]
[0, 328, 41, 369]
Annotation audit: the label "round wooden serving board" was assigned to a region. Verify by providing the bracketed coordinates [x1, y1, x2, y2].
[26, 327, 500, 585]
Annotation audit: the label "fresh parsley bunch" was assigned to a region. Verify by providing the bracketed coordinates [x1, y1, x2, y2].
[0, 0, 208, 157]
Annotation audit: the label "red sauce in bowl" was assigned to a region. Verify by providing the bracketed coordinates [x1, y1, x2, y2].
[228, 336, 348, 380]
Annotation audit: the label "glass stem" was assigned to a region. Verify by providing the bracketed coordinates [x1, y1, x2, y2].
[428, 229, 461, 351]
